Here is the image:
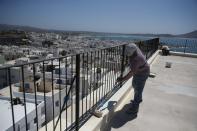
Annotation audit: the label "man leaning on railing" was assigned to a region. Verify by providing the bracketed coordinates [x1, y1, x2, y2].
[116, 43, 150, 114]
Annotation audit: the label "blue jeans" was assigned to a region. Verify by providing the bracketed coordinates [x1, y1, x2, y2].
[132, 74, 149, 106]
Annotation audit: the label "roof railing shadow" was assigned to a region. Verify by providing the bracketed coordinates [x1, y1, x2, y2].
[100, 102, 137, 131]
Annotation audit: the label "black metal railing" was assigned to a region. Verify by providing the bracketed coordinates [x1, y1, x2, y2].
[160, 38, 197, 54]
[0, 38, 159, 131]
[135, 38, 159, 59]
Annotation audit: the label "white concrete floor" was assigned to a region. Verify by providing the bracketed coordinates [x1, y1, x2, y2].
[104, 55, 197, 131]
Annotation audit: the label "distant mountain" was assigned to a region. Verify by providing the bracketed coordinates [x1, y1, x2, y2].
[177, 30, 197, 38]
[129, 33, 174, 37]
[0, 24, 196, 38]
[0, 24, 95, 35]
[0, 24, 47, 32]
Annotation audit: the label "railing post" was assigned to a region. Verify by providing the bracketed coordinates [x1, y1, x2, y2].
[157, 38, 160, 51]
[184, 40, 187, 53]
[75, 54, 80, 131]
[146, 42, 148, 59]
[8, 68, 16, 131]
[138, 41, 141, 49]
[120, 45, 126, 86]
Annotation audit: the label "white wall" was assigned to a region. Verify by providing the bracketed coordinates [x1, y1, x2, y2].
[0, 96, 45, 131]
[13, 87, 71, 123]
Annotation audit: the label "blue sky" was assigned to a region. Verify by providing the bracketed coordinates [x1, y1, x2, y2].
[0, 0, 197, 34]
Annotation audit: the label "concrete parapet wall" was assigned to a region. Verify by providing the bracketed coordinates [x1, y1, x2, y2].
[147, 50, 160, 66]
[170, 51, 197, 58]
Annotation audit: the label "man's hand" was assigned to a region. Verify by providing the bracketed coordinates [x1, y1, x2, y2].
[116, 77, 124, 82]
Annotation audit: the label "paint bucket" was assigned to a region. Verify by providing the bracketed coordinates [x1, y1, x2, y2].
[165, 62, 172, 68]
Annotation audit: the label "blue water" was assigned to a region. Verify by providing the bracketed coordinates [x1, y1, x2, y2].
[160, 37, 197, 53]
[87, 34, 197, 53]
[88, 34, 153, 41]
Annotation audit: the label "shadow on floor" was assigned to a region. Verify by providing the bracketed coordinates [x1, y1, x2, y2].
[103, 103, 137, 131]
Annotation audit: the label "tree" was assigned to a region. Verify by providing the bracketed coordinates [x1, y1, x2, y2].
[60, 50, 67, 56]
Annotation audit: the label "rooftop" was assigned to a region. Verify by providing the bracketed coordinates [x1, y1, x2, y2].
[0, 96, 44, 131]
[104, 54, 197, 131]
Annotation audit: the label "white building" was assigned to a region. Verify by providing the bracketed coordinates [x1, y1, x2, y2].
[0, 61, 32, 89]
[12, 68, 90, 123]
[0, 66, 27, 89]
[0, 96, 45, 131]
[12, 79, 72, 123]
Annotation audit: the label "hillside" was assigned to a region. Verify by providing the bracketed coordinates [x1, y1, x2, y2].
[0, 24, 47, 32]
[177, 30, 197, 38]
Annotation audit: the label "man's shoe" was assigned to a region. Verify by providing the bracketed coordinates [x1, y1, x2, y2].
[126, 105, 139, 114]
[130, 99, 143, 103]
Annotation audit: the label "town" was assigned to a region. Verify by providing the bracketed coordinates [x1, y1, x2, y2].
[0, 29, 130, 131]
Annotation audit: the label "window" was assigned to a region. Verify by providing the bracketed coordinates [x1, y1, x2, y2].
[34, 117, 37, 124]
[64, 96, 70, 102]
[24, 83, 30, 89]
[56, 79, 62, 84]
[17, 125, 20, 131]
[27, 123, 30, 130]
[41, 107, 45, 117]
[55, 101, 59, 107]
[55, 69, 60, 74]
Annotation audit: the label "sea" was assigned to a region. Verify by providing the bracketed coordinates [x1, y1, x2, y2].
[87, 34, 197, 54]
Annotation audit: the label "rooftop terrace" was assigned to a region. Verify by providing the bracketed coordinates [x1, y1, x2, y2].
[103, 54, 197, 131]
[1, 38, 197, 131]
